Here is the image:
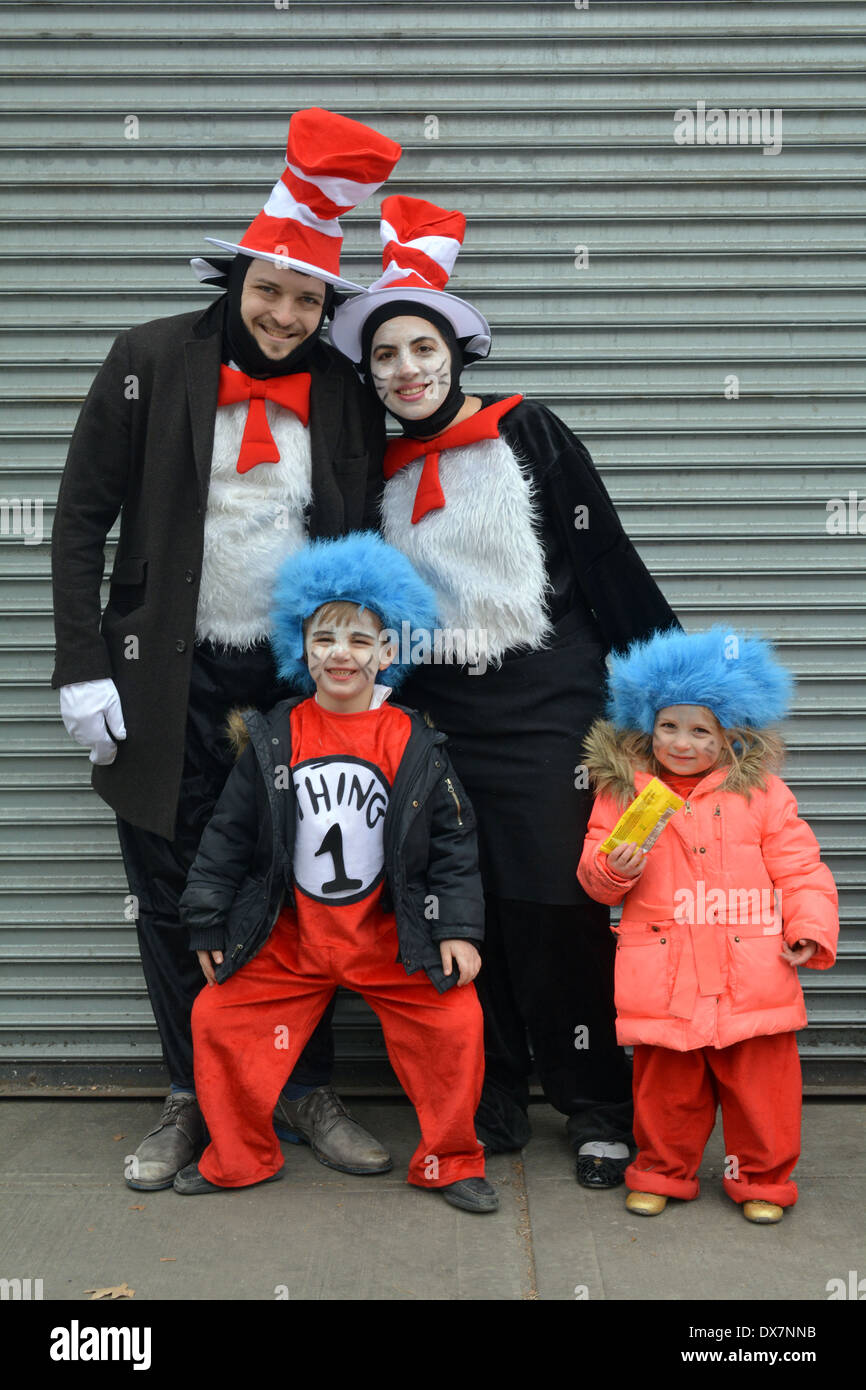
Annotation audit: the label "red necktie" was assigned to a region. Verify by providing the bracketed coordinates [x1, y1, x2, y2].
[217, 365, 312, 475]
[383, 395, 523, 523]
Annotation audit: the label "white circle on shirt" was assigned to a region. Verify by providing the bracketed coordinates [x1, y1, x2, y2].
[292, 755, 391, 905]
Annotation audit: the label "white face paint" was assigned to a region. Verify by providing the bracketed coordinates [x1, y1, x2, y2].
[369, 316, 452, 421]
[304, 605, 393, 713]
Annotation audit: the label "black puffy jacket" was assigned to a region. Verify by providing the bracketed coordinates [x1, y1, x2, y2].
[179, 696, 484, 992]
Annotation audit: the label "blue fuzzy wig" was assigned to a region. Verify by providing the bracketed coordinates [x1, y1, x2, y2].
[606, 626, 793, 733]
[270, 532, 439, 695]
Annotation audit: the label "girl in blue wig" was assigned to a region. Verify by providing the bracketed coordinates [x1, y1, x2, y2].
[578, 627, 838, 1224]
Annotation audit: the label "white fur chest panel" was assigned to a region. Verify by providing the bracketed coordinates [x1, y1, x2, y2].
[380, 435, 553, 663]
[196, 400, 313, 647]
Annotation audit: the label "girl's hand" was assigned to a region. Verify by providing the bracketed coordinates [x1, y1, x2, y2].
[606, 842, 647, 880]
[197, 948, 224, 985]
[781, 938, 818, 967]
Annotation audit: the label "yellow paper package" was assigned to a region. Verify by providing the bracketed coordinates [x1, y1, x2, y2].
[600, 777, 684, 855]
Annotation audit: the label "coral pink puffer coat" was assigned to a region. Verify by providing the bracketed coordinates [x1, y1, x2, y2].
[577, 725, 838, 1051]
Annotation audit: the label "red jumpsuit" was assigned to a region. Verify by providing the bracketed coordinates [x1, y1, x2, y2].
[192, 696, 486, 1189]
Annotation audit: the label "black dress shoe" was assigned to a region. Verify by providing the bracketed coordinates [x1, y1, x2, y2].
[575, 1154, 629, 1189]
[439, 1177, 499, 1213]
[173, 1162, 284, 1195]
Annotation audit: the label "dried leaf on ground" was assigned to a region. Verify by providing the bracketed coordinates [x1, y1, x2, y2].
[84, 1282, 135, 1300]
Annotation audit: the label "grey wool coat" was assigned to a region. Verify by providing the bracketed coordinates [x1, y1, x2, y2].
[51, 294, 385, 839]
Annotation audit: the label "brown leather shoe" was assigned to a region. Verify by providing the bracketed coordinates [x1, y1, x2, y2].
[125, 1093, 206, 1191]
[273, 1085, 392, 1175]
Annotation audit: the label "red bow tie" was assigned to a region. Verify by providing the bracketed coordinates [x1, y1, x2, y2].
[383, 395, 523, 523]
[217, 365, 312, 475]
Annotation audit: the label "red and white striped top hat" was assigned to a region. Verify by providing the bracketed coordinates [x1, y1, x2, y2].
[190, 108, 402, 292]
[329, 195, 491, 362]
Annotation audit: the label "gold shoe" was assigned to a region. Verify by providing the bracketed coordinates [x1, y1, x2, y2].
[743, 1200, 784, 1224]
[625, 1190, 668, 1216]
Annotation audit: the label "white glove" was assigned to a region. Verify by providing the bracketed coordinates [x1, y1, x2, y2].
[60, 679, 127, 766]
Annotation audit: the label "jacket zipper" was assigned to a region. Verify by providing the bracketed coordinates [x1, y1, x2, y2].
[713, 804, 724, 869]
[383, 725, 446, 861]
[445, 776, 463, 825]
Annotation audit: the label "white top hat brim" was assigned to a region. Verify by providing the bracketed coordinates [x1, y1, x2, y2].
[329, 284, 492, 364]
[200, 238, 365, 292]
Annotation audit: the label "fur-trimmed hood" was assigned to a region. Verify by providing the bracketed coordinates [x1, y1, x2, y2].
[583, 718, 783, 809]
[225, 707, 253, 760]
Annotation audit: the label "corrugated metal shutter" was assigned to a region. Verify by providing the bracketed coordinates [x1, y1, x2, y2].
[1, 0, 863, 1092]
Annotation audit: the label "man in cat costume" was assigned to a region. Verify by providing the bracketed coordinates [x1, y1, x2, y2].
[51, 109, 402, 1190]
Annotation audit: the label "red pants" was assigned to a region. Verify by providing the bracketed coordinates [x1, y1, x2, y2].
[192, 913, 485, 1188]
[627, 1033, 802, 1206]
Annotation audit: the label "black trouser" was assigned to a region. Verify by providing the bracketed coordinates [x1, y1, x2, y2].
[474, 897, 633, 1152]
[116, 638, 334, 1091]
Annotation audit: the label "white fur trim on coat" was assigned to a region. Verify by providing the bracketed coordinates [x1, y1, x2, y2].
[196, 400, 312, 647]
[380, 435, 553, 664]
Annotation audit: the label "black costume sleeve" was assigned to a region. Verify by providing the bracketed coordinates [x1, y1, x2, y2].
[179, 744, 263, 953]
[51, 332, 133, 687]
[500, 400, 681, 653]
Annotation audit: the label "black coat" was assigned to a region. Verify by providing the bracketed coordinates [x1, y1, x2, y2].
[178, 698, 485, 993]
[50, 296, 385, 839]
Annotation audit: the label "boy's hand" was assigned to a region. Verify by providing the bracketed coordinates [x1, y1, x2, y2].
[439, 939, 481, 986]
[197, 949, 224, 985]
[781, 938, 818, 967]
[605, 842, 646, 880]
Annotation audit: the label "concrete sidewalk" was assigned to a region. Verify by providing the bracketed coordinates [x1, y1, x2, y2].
[1, 1096, 862, 1302]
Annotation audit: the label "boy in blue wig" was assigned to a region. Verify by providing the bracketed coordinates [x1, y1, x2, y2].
[176, 533, 497, 1212]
